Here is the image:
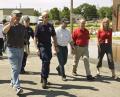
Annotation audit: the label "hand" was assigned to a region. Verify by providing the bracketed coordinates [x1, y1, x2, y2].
[71, 47, 75, 55]
[10, 17, 16, 26]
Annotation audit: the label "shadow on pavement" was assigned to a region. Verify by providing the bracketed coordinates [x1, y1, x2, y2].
[66, 75, 120, 83]
[0, 80, 37, 85]
[19, 87, 77, 97]
[49, 83, 99, 91]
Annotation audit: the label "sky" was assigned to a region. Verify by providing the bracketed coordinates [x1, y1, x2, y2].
[0, 0, 113, 11]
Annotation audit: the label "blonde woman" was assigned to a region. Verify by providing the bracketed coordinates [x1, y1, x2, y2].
[96, 18, 117, 79]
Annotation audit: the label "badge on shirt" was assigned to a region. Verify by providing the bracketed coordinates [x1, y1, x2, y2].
[105, 39, 108, 43]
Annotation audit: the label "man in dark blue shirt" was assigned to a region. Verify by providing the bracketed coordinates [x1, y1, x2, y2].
[35, 11, 59, 89]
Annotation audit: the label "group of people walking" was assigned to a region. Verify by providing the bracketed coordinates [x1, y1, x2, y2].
[2, 10, 118, 95]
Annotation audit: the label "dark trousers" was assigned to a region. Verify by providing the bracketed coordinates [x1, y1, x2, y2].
[97, 44, 115, 70]
[57, 45, 68, 77]
[0, 38, 4, 56]
[21, 52, 28, 71]
[39, 45, 52, 79]
[3, 40, 7, 52]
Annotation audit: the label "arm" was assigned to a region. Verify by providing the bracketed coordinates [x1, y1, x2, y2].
[3, 17, 15, 33]
[34, 25, 40, 55]
[52, 35, 59, 53]
[34, 37, 39, 50]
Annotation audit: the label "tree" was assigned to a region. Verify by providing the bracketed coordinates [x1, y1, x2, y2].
[61, 7, 70, 20]
[49, 8, 60, 20]
[34, 10, 40, 16]
[98, 7, 112, 20]
[73, 3, 98, 20]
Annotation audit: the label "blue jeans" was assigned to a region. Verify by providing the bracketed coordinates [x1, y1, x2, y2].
[7, 47, 24, 88]
[57, 45, 68, 77]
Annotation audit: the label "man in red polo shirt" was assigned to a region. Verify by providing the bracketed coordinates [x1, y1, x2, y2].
[72, 19, 94, 81]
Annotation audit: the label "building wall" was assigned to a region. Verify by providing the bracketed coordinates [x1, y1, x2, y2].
[0, 10, 3, 22]
[2, 8, 34, 16]
[113, 0, 120, 31]
[0, 8, 35, 22]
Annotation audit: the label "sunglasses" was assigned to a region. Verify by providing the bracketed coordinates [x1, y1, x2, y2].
[15, 14, 22, 17]
[43, 16, 49, 19]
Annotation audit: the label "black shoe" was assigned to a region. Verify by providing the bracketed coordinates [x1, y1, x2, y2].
[42, 78, 47, 89]
[87, 75, 95, 81]
[20, 70, 26, 74]
[41, 77, 51, 85]
[56, 67, 61, 75]
[62, 75, 67, 81]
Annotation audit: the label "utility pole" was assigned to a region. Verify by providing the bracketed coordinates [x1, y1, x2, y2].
[19, 3, 22, 8]
[70, 0, 73, 33]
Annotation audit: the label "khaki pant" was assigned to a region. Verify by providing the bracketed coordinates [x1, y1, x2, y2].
[73, 46, 91, 75]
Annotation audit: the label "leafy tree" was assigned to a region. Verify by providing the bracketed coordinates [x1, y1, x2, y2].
[98, 7, 112, 20]
[49, 8, 60, 20]
[61, 7, 70, 20]
[73, 3, 98, 20]
[34, 10, 40, 16]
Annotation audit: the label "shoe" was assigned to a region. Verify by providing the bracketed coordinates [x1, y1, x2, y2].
[56, 67, 61, 75]
[42, 78, 47, 89]
[62, 76, 67, 81]
[72, 72, 77, 76]
[87, 75, 95, 81]
[10, 83, 13, 88]
[16, 87, 23, 95]
[41, 77, 51, 85]
[20, 70, 26, 74]
[112, 76, 119, 80]
[97, 68, 100, 75]
[72, 65, 77, 76]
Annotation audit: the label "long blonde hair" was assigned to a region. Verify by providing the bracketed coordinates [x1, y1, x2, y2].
[100, 18, 110, 31]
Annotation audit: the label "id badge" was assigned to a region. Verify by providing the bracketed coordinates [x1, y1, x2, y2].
[105, 39, 108, 43]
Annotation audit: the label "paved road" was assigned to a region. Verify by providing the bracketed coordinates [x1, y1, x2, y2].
[0, 39, 120, 97]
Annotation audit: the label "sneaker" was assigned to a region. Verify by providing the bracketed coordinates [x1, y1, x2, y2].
[112, 76, 119, 80]
[87, 75, 95, 81]
[62, 75, 67, 81]
[97, 68, 100, 75]
[16, 87, 23, 95]
[62, 77, 67, 81]
[72, 72, 77, 76]
[10, 83, 13, 88]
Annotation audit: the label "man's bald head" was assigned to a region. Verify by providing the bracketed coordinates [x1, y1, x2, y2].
[79, 18, 86, 29]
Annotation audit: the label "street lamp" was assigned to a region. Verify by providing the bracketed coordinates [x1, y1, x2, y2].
[70, 0, 73, 33]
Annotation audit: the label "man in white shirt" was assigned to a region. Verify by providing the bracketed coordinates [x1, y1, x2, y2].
[55, 18, 73, 81]
[0, 23, 4, 57]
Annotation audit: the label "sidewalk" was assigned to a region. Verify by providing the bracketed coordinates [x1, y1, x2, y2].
[0, 40, 120, 97]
